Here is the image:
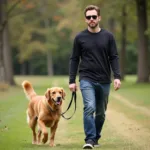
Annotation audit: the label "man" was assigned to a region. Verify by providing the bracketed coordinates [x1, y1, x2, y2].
[69, 5, 121, 149]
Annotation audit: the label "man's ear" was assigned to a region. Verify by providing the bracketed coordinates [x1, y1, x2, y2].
[45, 88, 51, 100]
[61, 88, 66, 100]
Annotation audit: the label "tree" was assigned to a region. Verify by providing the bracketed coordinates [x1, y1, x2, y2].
[10, 0, 63, 76]
[3, 0, 16, 85]
[0, 0, 23, 85]
[0, 0, 6, 84]
[136, 0, 149, 82]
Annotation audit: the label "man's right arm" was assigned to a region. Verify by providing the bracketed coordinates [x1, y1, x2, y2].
[69, 36, 81, 91]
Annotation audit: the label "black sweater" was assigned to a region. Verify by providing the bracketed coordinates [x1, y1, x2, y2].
[69, 28, 121, 84]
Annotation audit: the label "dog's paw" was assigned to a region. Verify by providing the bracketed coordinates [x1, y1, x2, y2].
[32, 141, 37, 145]
[49, 143, 56, 147]
[42, 134, 48, 144]
[37, 140, 41, 145]
[37, 142, 42, 145]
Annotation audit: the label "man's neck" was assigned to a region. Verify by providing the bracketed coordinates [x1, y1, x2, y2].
[88, 26, 101, 33]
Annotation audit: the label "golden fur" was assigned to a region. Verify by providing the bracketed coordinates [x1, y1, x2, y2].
[22, 80, 66, 146]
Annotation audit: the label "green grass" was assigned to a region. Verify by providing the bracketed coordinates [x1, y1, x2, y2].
[0, 75, 150, 150]
[116, 76, 150, 108]
[109, 75, 150, 130]
[109, 94, 150, 130]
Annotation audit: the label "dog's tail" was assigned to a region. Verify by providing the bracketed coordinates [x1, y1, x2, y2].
[22, 80, 36, 100]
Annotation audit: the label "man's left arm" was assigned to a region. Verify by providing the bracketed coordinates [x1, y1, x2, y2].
[109, 34, 121, 90]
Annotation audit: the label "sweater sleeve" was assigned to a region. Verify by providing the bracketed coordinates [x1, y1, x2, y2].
[109, 34, 121, 79]
[69, 35, 81, 84]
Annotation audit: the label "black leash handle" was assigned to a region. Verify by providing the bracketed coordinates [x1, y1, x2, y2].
[61, 92, 76, 120]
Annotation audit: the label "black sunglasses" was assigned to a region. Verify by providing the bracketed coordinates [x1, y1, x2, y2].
[86, 15, 98, 20]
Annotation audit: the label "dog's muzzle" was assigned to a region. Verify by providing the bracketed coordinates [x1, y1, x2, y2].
[55, 97, 62, 105]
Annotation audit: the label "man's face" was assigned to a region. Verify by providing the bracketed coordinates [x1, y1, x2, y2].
[85, 10, 101, 29]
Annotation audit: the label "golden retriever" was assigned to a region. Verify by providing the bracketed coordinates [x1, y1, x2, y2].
[22, 80, 66, 146]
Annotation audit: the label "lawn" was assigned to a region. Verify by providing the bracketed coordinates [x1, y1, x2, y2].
[0, 75, 150, 150]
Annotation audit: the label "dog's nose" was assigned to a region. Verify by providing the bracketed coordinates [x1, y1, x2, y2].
[57, 97, 61, 102]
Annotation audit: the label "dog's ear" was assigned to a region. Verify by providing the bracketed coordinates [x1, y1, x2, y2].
[61, 88, 66, 100]
[45, 88, 51, 100]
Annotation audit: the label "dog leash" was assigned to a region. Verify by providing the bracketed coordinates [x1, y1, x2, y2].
[61, 91, 77, 120]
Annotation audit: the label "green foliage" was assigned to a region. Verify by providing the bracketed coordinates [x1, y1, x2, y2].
[125, 43, 137, 74]
[9, 0, 64, 63]
[51, 28, 72, 75]
[57, 0, 84, 37]
[30, 53, 47, 75]
[7, 0, 150, 75]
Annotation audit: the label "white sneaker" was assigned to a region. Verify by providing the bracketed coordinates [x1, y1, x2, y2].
[83, 142, 94, 149]
[83, 141, 94, 149]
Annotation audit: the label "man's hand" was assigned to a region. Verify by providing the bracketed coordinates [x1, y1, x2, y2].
[114, 79, 121, 91]
[69, 83, 78, 92]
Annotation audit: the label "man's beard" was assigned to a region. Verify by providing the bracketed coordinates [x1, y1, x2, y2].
[88, 22, 98, 29]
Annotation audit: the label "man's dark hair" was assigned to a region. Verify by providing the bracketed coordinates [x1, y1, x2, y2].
[84, 5, 100, 17]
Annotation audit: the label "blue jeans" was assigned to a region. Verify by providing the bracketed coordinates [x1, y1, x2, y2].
[80, 79, 110, 142]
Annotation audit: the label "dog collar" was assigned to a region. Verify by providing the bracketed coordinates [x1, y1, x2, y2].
[43, 98, 56, 112]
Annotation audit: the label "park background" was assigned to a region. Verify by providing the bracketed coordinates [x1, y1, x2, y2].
[0, 0, 150, 150]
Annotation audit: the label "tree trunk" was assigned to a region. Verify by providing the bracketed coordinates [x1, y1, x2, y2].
[29, 60, 34, 75]
[44, 18, 53, 76]
[20, 62, 27, 75]
[136, 0, 149, 82]
[120, 4, 127, 80]
[3, 0, 15, 85]
[108, 17, 115, 34]
[47, 49, 53, 76]
[3, 21, 15, 85]
[0, 0, 6, 83]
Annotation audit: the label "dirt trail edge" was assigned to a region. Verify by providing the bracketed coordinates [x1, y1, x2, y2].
[111, 93, 150, 117]
[106, 108, 150, 150]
